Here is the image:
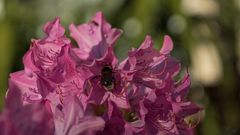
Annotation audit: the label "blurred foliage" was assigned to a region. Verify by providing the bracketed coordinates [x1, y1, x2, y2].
[0, 0, 240, 134]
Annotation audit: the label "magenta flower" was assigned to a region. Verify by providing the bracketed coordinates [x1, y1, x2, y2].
[1, 12, 202, 135]
[1, 82, 54, 135]
[53, 95, 105, 135]
[119, 35, 200, 135]
[69, 12, 122, 62]
[142, 73, 201, 135]
[70, 12, 129, 112]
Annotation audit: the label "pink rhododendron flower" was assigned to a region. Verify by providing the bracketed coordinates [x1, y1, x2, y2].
[70, 13, 129, 115]
[1, 83, 54, 135]
[69, 12, 122, 62]
[53, 95, 105, 135]
[1, 11, 202, 135]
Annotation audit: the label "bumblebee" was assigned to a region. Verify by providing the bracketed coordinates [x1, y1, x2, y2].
[100, 66, 115, 91]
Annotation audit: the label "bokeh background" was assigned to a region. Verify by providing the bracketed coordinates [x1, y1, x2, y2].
[0, 0, 240, 134]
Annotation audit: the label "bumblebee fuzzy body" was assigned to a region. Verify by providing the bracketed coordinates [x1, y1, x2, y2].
[100, 66, 115, 91]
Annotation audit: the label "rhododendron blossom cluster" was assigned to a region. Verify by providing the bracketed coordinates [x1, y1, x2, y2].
[0, 12, 201, 135]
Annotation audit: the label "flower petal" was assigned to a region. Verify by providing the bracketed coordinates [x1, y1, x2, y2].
[43, 17, 65, 40]
[160, 35, 173, 55]
[128, 35, 158, 70]
[70, 12, 122, 61]
[1, 96, 54, 135]
[172, 73, 191, 101]
[7, 71, 42, 105]
[54, 96, 105, 135]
